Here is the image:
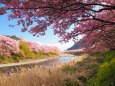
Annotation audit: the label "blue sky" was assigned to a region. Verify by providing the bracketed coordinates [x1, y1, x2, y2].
[0, 13, 75, 50]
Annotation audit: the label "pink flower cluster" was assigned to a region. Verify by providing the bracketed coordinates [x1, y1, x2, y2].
[0, 36, 60, 55]
[27, 42, 60, 54]
[65, 48, 85, 53]
[42, 45, 60, 54]
[27, 42, 43, 52]
[0, 0, 115, 52]
[0, 36, 19, 55]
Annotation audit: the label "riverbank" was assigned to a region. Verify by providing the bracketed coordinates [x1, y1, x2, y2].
[0, 51, 114, 86]
[0, 54, 94, 86]
[0, 54, 76, 73]
[54, 54, 89, 68]
[0, 54, 60, 64]
[0, 54, 75, 68]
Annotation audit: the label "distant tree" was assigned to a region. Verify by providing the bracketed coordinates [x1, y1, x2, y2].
[0, 36, 19, 55]
[0, 0, 115, 52]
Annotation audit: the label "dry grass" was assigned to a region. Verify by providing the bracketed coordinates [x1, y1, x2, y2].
[0, 66, 67, 86]
[0, 54, 90, 86]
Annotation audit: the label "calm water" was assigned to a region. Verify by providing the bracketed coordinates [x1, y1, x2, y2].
[39, 56, 77, 66]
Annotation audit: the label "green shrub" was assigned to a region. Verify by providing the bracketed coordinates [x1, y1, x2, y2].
[19, 40, 57, 59]
[19, 40, 33, 58]
[104, 51, 115, 62]
[0, 55, 19, 63]
[87, 58, 115, 86]
[90, 50, 115, 62]
[64, 78, 78, 86]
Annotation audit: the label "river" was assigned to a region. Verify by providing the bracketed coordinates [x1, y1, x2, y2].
[0, 55, 77, 74]
[36, 56, 76, 66]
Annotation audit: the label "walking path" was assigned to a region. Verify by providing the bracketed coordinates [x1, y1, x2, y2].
[0, 54, 75, 68]
[0, 58, 48, 68]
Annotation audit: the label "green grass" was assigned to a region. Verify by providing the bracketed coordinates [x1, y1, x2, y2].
[87, 58, 115, 86]
[90, 50, 115, 62]
[62, 55, 105, 85]
[0, 50, 114, 86]
[64, 78, 78, 86]
[62, 50, 115, 86]
[0, 53, 58, 64]
[63, 65, 77, 74]
[87, 50, 115, 86]
[0, 55, 20, 63]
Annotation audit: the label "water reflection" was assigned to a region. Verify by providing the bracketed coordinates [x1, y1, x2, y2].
[38, 56, 77, 66]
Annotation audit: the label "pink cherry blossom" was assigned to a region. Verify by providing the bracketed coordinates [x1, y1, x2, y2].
[27, 42, 60, 54]
[0, 36, 19, 55]
[65, 48, 85, 53]
[0, 0, 115, 52]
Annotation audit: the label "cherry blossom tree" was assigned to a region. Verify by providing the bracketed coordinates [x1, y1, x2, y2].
[27, 42, 43, 52]
[0, 36, 60, 55]
[0, 36, 19, 55]
[27, 42, 60, 54]
[0, 0, 115, 52]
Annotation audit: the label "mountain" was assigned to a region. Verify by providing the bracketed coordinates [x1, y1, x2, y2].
[5, 35, 21, 40]
[67, 41, 82, 50]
